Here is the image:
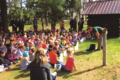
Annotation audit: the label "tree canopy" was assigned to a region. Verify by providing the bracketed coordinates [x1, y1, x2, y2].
[0, 0, 81, 31]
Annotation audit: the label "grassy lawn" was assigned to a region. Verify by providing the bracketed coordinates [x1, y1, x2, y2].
[8, 20, 88, 31]
[0, 38, 120, 80]
[2, 21, 120, 80]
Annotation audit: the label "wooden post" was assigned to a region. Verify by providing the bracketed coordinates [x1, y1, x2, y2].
[103, 32, 107, 66]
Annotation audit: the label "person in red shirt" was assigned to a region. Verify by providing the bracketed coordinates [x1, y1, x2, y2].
[48, 47, 63, 69]
[55, 47, 77, 72]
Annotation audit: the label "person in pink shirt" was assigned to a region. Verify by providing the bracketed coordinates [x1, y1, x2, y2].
[36, 42, 43, 50]
[55, 47, 77, 72]
[31, 35, 35, 42]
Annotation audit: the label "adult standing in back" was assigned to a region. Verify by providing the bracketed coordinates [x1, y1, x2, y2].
[33, 17, 38, 32]
[11, 18, 17, 33]
[60, 18, 65, 31]
[70, 18, 74, 30]
[78, 18, 84, 31]
[73, 17, 77, 31]
[18, 18, 24, 35]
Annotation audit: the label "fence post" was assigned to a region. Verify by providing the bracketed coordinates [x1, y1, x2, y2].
[103, 32, 107, 66]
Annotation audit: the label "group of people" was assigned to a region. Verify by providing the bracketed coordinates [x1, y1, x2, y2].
[0, 16, 107, 80]
[0, 25, 91, 80]
[60, 17, 84, 32]
[10, 17, 38, 35]
[70, 17, 84, 32]
[11, 18, 25, 35]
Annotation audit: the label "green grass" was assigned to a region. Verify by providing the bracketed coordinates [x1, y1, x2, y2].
[0, 38, 120, 80]
[8, 20, 88, 31]
[9, 25, 33, 31]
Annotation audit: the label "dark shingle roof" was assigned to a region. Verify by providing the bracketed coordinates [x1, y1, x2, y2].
[82, 0, 120, 15]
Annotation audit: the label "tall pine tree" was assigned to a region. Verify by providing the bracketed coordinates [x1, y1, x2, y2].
[1, 0, 8, 32]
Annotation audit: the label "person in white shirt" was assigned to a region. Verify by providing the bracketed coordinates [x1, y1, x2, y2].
[15, 46, 25, 60]
[19, 51, 31, 70]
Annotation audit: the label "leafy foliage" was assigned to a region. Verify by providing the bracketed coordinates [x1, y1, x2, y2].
[7, 0, 81, 27]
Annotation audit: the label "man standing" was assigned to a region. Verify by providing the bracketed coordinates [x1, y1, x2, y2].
[88, 26, 107, 50]
[73, 17, 77, 31]
[60, 18, 65, 31]
[70, 18, 74, 30]
[78, 18, 84, 31]
[33, 17, 38, 32]
[18, 18, 24, 35]
[11, 18, 17, 33]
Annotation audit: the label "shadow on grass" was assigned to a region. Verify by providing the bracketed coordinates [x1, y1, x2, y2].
[71, 65, 103, 76]
[10, 68, 19, 71]
[9, 65, 30, 79]
[14, 69, 30, 79]
[14, 73, 30, 79]
[74, 50, 97, 55]
[58, 65, 104, 79]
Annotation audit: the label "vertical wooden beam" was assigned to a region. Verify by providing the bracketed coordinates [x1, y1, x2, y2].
[103, 32, 107, 66]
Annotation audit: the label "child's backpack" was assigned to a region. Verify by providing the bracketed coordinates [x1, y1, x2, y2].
[86, 44, 96, 51]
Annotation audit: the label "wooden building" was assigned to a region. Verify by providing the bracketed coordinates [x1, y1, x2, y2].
[82, 0, 120, 37]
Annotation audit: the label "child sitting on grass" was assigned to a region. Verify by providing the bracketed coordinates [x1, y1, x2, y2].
[55, 48, 77, 72]
[29, 48, 35, 61]
[25, 42, 29, 51]
[0, 50, 12, 68]
[29, 42, 35, 50]
[15, 46, 26, 60]
[6, 47, 18, 64]
[19, 51, 31, 70]
[49, 47, 63, 68]
[10, 41, 17, 52]
[0, 41, 7, 53]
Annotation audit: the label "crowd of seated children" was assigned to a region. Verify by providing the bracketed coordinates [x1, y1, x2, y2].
[0, 27, 93, 79]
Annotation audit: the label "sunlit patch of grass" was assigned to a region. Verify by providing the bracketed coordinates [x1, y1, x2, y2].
[9, 20, 88, 32]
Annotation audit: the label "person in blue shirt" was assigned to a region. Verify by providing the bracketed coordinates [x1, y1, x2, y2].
[0, 42, 7, 53]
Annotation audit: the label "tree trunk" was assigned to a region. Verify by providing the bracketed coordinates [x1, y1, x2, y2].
[1, 0, 8, 32]
[0, 0, 1, 19]
[51, 20, 56, 30]
[21, 0, 23, 8]
[42, 19, 44, 30]
[70, 8, 74, 17]
[45, 11, 48, 26]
